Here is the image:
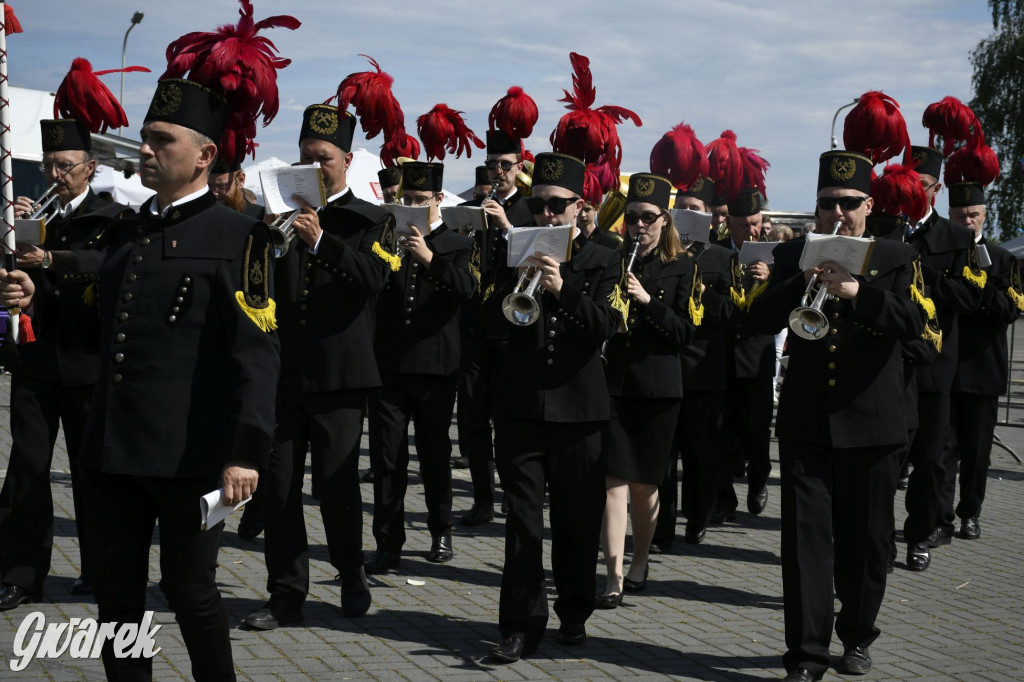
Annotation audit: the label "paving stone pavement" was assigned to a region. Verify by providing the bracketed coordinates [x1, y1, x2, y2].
[3, 323, 1024, 680]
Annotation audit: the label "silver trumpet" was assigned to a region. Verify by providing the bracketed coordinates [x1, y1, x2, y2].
[23, 183, 62, 224]
[502, 266, 544, 326]
[788, 220, 842, 340]
[268, 209, 300, 258]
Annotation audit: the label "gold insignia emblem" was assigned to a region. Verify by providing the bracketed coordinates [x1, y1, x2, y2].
[45, 125, 64, 147]
[954, 185, 972, 205]
[308, 108, 338, 136]
[634, 177, 655, 198]
[913, 150, 927, 165]
[691, 177, 705, 192]
[408, 168, 428, 188]
[149, 82, 183, 117]
[538, 158, 564, 183]
[749, 193, 759, 213]
[249, 260, 264, 286]
[830, 157, 856, 182]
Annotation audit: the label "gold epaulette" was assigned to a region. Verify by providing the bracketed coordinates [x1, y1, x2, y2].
[237, 234, 277, 332]
[963, 245, 986, 289]
[911, 256, 941, 352]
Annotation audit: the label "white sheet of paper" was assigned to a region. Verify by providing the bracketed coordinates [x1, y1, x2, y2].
[14, 219, 45, 245]
[739, 240, 781, 266]
[200, 488, 252, 531]
[506, 225, 574, 267]
[798, 233, 875, 276]
[977, 243, 992, 268]
[384, 204, 433, 235]
[440, 205, 488, 234]
[259, 164, 326, 215]
[670, 208, 712, 244]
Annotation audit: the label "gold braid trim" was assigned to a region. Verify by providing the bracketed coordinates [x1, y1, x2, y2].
[910, 284, 937, 320]
[689, 297, 704, 326]
[83, 283, 97, 309]
[235, 292, 278, 332]
[609, 284, 630, 329]
[744, 279, 769, 311]
[468, 262, 481, 289]
[730, 286, 746, 309]
[373, 241, 402, 271]
[922, 318, 943, 354]
[482, 282, 495, 302]
[961, 265, 987, 289]
[1008, 287, 1024, 312]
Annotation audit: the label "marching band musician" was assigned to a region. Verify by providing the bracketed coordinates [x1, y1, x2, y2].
[208, 159, 265, 220]
[244, 104, 397, 631]
[598, 173, 700, 608]
[366, 161, 475, 572]
[484, 152, 621, 662]
[378, 166, 402, 204]
[747, 150, 925, 681]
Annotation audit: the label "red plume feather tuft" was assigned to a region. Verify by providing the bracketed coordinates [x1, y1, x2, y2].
[489, 86, 539, 140]
[161, 0, 299, 162]
[870, 163, 929, 222]
[922, 96, 981, 158]
[523, 148, 535, 163]
[945, 137, 1000, 186]
[336, 55, 403, 141]
[380, 127, 420, 167]
[842, 91, 910, 165]
[416, 104, 484, 161]
[649, 122, 708, 190]
[54, 58, 151, 133]
[739, 146, 770, 199]
[4, 5, 22, 34]
[706, 130, 744, 201]
[550, 52, 641, 174]
[582, 167, 604, 206]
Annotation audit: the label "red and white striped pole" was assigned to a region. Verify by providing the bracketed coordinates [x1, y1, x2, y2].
[0, 2, 19, 343]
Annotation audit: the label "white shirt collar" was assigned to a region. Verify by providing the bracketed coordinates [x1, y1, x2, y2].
[914, 206, 934, 231]
[149, 187, 209, 218]
[326, 187, 351, 205]
[62, 188, 90, 218]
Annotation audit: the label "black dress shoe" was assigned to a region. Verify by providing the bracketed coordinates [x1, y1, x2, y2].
[451, 455, 470, 469]
[782, 668, 819, 682]
[927, 527, 952, 547]
[237, 507, 265, 541]
[557, 621, 586, 645]
[684, 527, 706, 545]
[648, 540, 672, 555]
[710, 505, 736, 524]
[0, 584, 34, 611]
[960, 516, 981, 539]
[68, 575, 93, 595]
[906, 542, 931, 571]
[837, 645, 872, 674]
[364, 549, 401, 574]
[460, 503, 494, 526]
[623, 563, 649, 593]
[596, 592, 623, 609]
[339, 566, 371, 617]
[490, 635, 527, 663]
[747, 484, 768, 515]
[241, 602, 303, 630]
[427, 533, 454, 563]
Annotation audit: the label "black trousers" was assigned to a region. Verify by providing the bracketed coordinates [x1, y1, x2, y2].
[903, 390, 950, 546]
[494, 419, 605, 646]
[780, 440, 900, 678]
[0, 376, 92, 592]
[78, 467, 234, 682]
[718, 375, 773, 510]
[457, 336, 497, 507]
[939, 392, 998, 527]
[369, 373, 457, 552]
[263, 386, 367, 606]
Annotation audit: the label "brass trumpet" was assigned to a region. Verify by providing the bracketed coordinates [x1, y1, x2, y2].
[502, 266, 543, 326]
[22, 183, 62, 224]
[787, 221, 842, 340]
[267, 210, 300, 258]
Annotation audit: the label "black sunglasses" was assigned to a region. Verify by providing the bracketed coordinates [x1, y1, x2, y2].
[624, 211, 662, 225]
[816, 196, 869, 211]
[484, 159, 517, 171]
[526, 196, 577, 215]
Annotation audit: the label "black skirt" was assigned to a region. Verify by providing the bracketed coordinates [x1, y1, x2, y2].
[605, 397, 681, 485]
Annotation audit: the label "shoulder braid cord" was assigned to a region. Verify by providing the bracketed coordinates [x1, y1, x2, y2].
[910, 256, 942, 353]
[1009, 259, 1024, 311]
[689, 263, 704, 326]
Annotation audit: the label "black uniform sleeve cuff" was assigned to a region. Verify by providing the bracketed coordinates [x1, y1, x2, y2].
[227, 423, 272, 471]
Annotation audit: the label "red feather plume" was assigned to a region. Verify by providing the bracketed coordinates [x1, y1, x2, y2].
[739, 145, 770, 199]
[582, 167, 604, 206]
[336, 55, 403, 141]
[161, 0, 299, 162]
[870, 163, 929, 222]
[523, 148, 535, 163]
[416, 104, 484, 161]
[922, 96, 981, 158]
[842, 91, 910, 165]
[4, 5, 22, 34]
[649, 122, 708, 190]
[54, 58, 151, 133]
[380, 127, 420, 167]
[706, 131, 744, 201]
[489, 86, 539, 140]
[550, 52, 641, 173]
[945, 137, 1000, 186]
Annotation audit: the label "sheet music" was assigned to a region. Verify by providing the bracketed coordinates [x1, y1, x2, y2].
[440, 206, 488, 234]
[670, 208, 712, 244]
[259, 164, 326, 215]
[384, 204, 433, 235]
[739, 240, 781, 266]
[14, 219, 45, 245]
[506, 225, 574, 267]
[200, 488, 252, 531]
[977, 243, 991, 268]
[798, 233, 875, 275]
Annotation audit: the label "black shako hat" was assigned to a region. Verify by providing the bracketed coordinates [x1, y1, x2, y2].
[300, 104, 357, 152]
[144, 78, 230, 145]
[909, 145, 944, 179]
[817, 150, 873, 193]
[627, 173, 673, 210]
[947, 182, 985, 208]
[40, 119, 91, 153]
[727, 186, 765, 217]
[676, 176, 715, 207]
[531, 152, 585, 196]
[401, 161, 444, 193]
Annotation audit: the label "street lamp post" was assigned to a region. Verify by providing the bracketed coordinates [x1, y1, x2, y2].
[119, 11, 144, 135]
[830, 98, 860, 150]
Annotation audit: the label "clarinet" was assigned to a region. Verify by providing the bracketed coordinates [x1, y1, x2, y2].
[601, 235, 644, 364]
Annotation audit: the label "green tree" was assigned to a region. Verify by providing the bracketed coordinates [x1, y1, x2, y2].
[970, 0, 1024, 242]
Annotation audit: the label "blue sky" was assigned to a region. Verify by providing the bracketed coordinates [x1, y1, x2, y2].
[6, 0, 994, 214]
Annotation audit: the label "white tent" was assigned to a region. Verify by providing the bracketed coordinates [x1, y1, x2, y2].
[91, 164, 153, 208]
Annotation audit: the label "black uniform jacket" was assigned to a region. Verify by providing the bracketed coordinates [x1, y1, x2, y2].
[78, 191, 280, 478]
[604, 249, 695, 399]
[747, 238, 924, 448]
[484, 234, 620, 422]
[375, 224, 475, 376]
[953, 238, 1020, 395]
[908, 212, 984, 393]
[714, 235, 775, 380]
[682, 242, 737, 392]
[20, 189, 130, 386]
[586, 228, 623, 251]
[275, 190, 394, 392]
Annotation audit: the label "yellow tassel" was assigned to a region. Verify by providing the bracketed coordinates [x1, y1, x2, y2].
[83, 283, 96, 308]
[689, 297, 704, 326]
[922, 320, 943, 354]
[1008, 287, 1024, 312]
[730, 287, 746, 309]
[744, 280, 769, 311]
[373, 241, 402, 271]
[482, 283, 495, 302]
[962, 265, 987, 289]
[235, 292, 277, 332]
[609, 284, 630, 329]
[910, 284, 937, 320]
[468, 262, 481, 289]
